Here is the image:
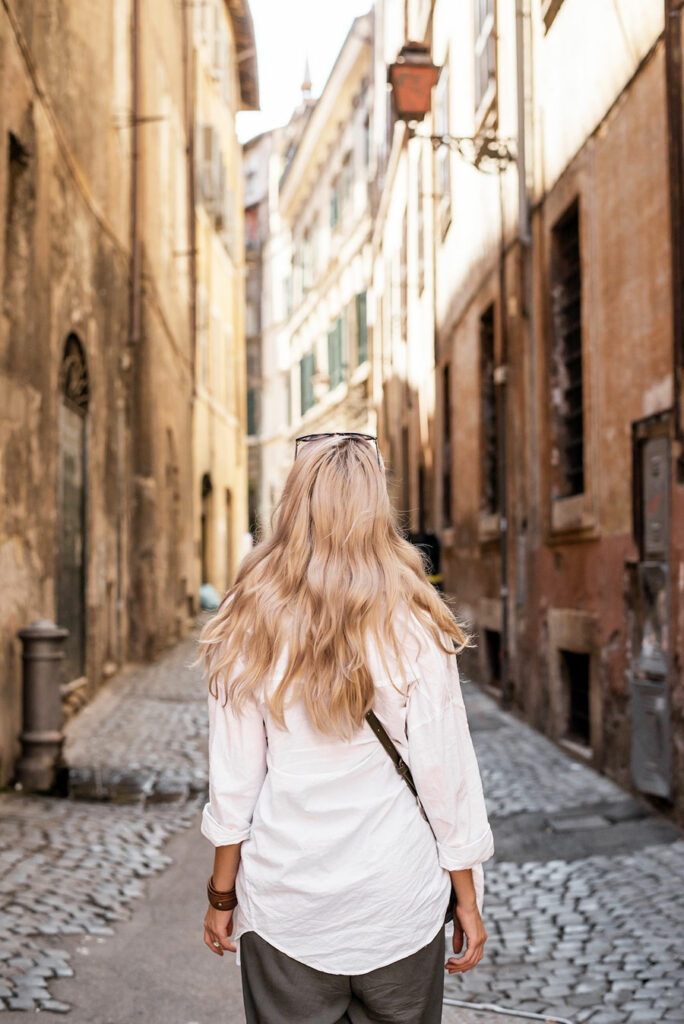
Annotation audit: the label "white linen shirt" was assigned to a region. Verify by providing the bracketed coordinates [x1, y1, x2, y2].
[200, 608, 494, 975]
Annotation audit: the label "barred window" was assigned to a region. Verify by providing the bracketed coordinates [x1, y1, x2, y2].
[480, 304, 499, 515]
[549, 200, 584, 499]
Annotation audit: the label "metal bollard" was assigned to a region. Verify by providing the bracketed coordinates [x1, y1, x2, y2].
[16, 620, 69, 792]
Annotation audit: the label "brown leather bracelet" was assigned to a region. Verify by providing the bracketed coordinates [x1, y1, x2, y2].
[207, 875, 238, 911]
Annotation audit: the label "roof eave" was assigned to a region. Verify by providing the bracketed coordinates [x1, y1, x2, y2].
[226, 0, 260, 111]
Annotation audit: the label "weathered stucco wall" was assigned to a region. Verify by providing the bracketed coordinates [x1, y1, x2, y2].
[0, 0, 198, 785]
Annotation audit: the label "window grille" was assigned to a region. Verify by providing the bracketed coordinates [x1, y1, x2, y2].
[442, 363, 452, 526]
[480, 304, 499, 515]
[550, 201, 584, 499]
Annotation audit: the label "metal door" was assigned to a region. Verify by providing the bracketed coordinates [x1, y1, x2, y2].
[57, 400, 86, 681]
[628, 428, 672, 799]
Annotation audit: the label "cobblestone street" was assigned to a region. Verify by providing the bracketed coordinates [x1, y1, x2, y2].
[0, 631, 682, 1022]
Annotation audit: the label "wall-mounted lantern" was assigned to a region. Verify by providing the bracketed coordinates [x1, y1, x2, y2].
[388, 42, 516, 173]
[388, 43, 440, 123]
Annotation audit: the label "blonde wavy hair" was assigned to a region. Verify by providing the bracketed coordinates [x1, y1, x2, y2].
[196, 433, 469, 738]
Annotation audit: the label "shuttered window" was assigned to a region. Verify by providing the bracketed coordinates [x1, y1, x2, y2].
[442, 362, 452, 526]
[480, 304, 499, 515]
[549, 200, 584, 498]
[247, 389, 256, 435]
[356, 292, 368, 365]
[327, 318, 345, 388]
[300, 351, 315, 414]
[474, 0, 496, 114]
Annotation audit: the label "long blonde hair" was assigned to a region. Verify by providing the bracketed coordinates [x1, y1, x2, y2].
[197, 433, 469, 737]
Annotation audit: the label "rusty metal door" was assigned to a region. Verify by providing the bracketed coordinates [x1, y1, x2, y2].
[57, 400, 86, 681]
[628, 427, 672, 799]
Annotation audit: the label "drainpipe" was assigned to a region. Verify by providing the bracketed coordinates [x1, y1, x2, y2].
[128, 0, 142, 350]
[665, 0, 684, 473]
[181, 0, 197, 396]
[497, 172, 511, 708]
[117, 0, 141, 665]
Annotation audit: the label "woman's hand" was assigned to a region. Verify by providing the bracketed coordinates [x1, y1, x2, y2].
[203, 905, 236, 956]
[445, 901, 487, 974]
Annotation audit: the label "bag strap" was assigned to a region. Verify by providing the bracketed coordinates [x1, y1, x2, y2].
[365, 710, 418, 799]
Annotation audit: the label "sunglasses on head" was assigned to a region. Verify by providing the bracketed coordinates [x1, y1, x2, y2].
[294, 432, 381, 467]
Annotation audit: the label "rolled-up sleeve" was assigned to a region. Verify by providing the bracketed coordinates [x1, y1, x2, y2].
[200, 681, 268, 848]
[406, 629, 494, 874]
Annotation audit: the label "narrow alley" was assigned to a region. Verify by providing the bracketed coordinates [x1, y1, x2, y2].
[1, 631, 682, 1023]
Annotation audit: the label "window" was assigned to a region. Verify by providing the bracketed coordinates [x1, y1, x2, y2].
[301, 227, 313, 294]
[400, 209, 408, 339]
[363, 114, 370, 169]
[300, 351, 315, 414]
[417, 156, 425, 294]
[342, 152, 354, 217]
[442, 363, 452, 526]
[285, 370, 292, 426]
[542, 0, 567, 32]
[330, 181, 340, 230]
[549, 200, 584, 499]
[327, 317, 345, 388]
[247, 389, 257, 435]
[560, 650, 590, 746]
[434, 66, 451, 237]
[283, 271, 293, 320]
[401, 424, 410, 520]
[197, 286, 209, 388]
[474, 0, 496, 115]
[484, 629, 501, 687]
[480, 304, 499, 516]
[356, 292, 368, 364]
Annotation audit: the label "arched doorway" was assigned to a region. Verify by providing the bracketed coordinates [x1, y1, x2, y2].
[57, 333, 89, 682]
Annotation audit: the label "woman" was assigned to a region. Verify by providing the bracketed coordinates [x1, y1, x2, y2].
[197, 432, 494, 1024]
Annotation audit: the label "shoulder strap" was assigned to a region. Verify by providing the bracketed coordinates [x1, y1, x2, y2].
[365, 710, 418, 799]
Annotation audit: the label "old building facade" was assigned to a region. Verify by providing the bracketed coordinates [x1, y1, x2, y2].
[244, 16, 375, 532]
[372, 0, 684, 819]
[0, 0, 256, 787]
[192, 0, 258, 594]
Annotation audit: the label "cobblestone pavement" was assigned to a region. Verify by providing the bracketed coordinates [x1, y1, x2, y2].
[444, 684, 684, 1024]
[1, 630, 683, 1022]
[0, 632, 208, 1015]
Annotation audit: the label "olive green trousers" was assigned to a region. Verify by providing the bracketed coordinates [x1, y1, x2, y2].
[239, 927, 445, 1024]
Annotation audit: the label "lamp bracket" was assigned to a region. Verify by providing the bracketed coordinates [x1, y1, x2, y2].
[408, 124, 517, 174]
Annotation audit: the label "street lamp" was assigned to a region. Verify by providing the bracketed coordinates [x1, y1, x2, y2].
[388, 42, 440, 123]
[388, 43, 516, 174]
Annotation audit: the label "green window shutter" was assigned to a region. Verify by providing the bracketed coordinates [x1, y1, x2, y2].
[337, 317, 345, 383]
[330, 191, 338, 230]
[300, 351, 315, 413]
[327, 327, 337, 389]
[356, 292, 368, 364]
[328, 319, 344, 388]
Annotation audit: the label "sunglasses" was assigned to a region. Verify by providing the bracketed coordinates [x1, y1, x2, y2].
[294, 432, 381, 467]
